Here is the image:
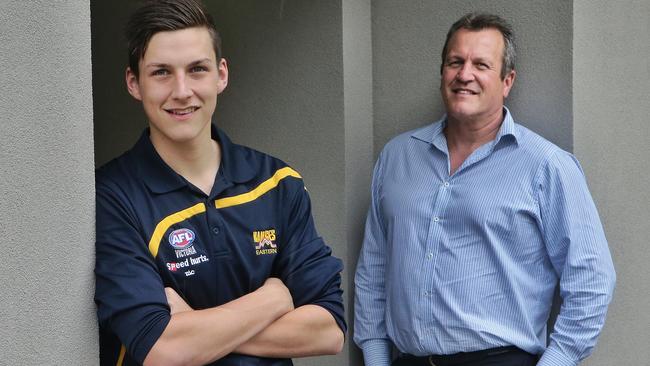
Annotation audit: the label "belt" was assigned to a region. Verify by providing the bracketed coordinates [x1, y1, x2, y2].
[402, 346, 528, 366]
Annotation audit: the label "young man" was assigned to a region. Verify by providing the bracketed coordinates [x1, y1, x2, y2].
[354, 13, 615, 366]
[95, 1, 345, 365]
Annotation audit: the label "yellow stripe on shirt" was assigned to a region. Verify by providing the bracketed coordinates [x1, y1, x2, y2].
[147, 168, 300, 257]
[148, 202, 206, 257]
[116, 344, 126, 366]
[215, 167, 302, 209]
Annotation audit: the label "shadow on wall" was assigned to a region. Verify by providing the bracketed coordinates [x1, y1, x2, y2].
[91, 0, 147, 167]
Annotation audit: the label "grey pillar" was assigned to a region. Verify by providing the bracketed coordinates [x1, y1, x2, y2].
[0, 0, 97, 364]
[574, 1, 650, 364]
[343, 0, 373, 365]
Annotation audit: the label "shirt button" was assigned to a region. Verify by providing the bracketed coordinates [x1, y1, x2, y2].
[423, 291, 429, 296]
[433, 216, 440, 222]
[211, 227, 220, 235]
[426, 253, 433, 260]
[443, 181, 450, 187]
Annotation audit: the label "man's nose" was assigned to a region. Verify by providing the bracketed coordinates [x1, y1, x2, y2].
[455, 62, 475, 82]
[171, 74, 193, 99]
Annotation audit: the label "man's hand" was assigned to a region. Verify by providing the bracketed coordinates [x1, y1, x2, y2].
[164, 278, 292, 316]
[258, 278, 294, 313]
[165, 287, 193, 315]
[233, 278, 344, 358]
[145, 278, 297, 366]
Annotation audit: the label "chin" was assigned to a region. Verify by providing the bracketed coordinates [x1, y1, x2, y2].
[447, 106, 476, 119]
[169, 129, 205, 143]
[150, 125, 202, 144]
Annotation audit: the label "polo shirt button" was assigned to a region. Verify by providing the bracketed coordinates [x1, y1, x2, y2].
[212, 227, 220, 235]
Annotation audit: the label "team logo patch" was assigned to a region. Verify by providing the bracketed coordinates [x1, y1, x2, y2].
[253, 229, 278, 255]
[168, 228, 196, 249]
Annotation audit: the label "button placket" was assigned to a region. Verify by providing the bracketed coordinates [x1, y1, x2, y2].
[420, 178, 452, 328]
[205, 201, 228, 256]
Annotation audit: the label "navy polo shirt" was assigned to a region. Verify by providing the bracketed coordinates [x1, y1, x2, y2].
[95, 125, 345, 366]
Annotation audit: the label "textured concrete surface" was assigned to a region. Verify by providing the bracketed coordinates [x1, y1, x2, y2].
[342, 0, 374, 364]
[91, 0, 146, 167]
[574, 1, 650, 364]
[0, 0, 97, 364]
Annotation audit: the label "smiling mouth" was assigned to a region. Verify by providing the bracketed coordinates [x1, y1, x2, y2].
[165, 107, 199, 115]
[452, 88, 478, 95]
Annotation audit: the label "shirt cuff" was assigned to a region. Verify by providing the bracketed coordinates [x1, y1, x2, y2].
[537, 345, 578, 366]
[361, 338, 392, 366]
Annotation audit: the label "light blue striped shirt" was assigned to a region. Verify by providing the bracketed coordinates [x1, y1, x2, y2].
[354, 109, 615, 366]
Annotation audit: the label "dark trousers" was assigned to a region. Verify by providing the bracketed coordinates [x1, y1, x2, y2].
[391, 346, 538, 366]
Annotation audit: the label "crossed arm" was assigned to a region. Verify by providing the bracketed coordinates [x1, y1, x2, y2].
[143, 279, 344, 366]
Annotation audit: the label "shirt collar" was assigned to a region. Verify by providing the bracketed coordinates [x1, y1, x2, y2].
[215, 125, 257, 184]
[411, 106, 520, 147]
[133, 124, 257, 194]
[496, 106, 519, 144]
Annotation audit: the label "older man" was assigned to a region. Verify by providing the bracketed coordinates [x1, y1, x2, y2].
[354, 13, 615, 366]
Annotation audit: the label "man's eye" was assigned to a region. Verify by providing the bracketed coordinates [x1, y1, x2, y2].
[448, 60, 462, 67]
[477, 63, 489, 70]
[190, 66, 208, 73]
[152, 69, 169, 76]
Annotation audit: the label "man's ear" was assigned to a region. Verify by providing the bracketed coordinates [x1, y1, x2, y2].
[125, 67, 142, 101]
[502, 69, 516, 98]
[216, 58, 229, 95]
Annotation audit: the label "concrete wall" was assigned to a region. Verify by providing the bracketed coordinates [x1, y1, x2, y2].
[342, 0, 374, 365]
[92, 1, 146, 166]
[573, 1, 650, 364]
[0, 0, 98, 364]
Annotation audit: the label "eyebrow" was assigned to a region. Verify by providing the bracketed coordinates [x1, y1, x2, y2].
[144, 58, 214, 69]
[445, 54, 464, 60]
[446, 55, 492, 64]
[472, 57, 491, 64]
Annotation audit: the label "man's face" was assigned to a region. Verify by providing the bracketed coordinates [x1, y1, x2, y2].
[126, 27, 227, 146]
[440, 28, 515, 124]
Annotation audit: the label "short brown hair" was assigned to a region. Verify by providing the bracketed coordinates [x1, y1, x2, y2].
[125, 0, 222, 78]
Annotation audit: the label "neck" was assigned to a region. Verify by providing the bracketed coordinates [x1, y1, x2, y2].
[150, 128, 221, 195]
[444, 108, 505, 175]
[445, 108, 504, 149]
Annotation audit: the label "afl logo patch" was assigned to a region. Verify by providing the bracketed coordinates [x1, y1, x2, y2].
[168, 228, 195, 249]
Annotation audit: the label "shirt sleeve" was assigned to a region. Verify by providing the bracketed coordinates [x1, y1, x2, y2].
[353, 153, 392, 366]
[535, 150, 616, 366]
[273, 173, 347, 334]
[95, 178, 171, 364]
